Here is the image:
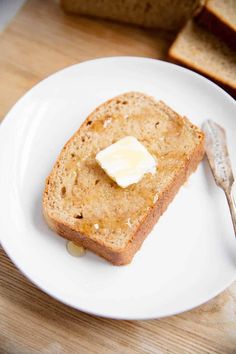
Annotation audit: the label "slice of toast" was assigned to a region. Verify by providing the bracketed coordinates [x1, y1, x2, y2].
[196, 0, 236, 50]
[168, 21, 236, 98]
[43, 92, 204, 265]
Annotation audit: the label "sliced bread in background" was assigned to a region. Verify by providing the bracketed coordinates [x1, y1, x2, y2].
[168, 21, 236, 98]
[196, 0, 236, 50]
[61, 0, 204, 31]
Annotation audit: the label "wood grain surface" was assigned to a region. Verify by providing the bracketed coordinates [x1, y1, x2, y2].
[0, 1, 236, 353]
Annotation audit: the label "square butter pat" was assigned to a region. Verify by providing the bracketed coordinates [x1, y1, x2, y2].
[96, 136, 157, 188]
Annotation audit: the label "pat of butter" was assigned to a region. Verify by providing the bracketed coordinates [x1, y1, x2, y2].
[96, 136, 157, 188]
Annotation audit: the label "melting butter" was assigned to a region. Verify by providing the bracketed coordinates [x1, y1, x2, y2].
[96, 136, 157, 188]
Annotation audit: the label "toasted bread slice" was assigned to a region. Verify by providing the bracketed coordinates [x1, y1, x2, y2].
[43, 92, 204, 265]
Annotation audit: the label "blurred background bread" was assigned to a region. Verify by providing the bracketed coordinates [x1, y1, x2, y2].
[168, 0, 236, 98]
[168, 20, 236, 98]
[61, 0, 204, 31]
[196, 0, 236, 50]
[61, 0, 236, 98]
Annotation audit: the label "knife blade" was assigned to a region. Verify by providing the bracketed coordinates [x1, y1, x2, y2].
[202, 120, 236, 236]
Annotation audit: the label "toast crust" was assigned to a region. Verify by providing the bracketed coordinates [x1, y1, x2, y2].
[43, 92, 205, 265]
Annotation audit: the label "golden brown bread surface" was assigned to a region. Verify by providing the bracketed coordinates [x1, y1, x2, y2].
[43, 92, 205, 265]
[60, 0, 204, 31]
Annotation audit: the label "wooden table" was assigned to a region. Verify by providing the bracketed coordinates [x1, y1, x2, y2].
[0, 1, 236, 353]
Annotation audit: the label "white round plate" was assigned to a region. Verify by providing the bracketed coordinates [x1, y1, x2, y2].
[0, 57, 236, 320]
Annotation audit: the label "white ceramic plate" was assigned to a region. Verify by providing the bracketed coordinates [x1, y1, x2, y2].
[1, 57, 236, 320]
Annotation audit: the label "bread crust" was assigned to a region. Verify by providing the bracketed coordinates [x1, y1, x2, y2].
[43, 116, 205, 265]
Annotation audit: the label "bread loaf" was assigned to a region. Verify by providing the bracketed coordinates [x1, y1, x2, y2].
[61, 0, 204, 31]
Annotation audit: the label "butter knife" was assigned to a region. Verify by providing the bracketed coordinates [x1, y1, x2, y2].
[202, 120, 236, 236]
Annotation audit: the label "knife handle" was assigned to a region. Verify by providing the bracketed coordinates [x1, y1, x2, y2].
[225, 188, 236, 237]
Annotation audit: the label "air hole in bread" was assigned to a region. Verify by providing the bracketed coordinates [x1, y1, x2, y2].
[155, 122, 160, 127]
[81, 137, 85, 142]
[116, 100, 121, 104]
[74, 213, 83, 219]
[95, 179, 100, 185]
[87, 121, 92, 126]
[71, 153, 75, 158]
[122, 101, 128, 105]
[61, 186, 66, 197]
